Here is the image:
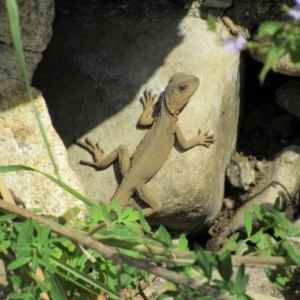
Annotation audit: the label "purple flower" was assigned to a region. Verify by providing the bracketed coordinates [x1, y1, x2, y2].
[223, 34, 247, 52]
[288, 0, 300, 20]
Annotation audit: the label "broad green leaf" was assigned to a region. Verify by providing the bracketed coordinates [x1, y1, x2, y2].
[40, 225, 51, 243]
[257, 233, 276, 256]
[138, 210, 151, 233]
[194, 244, 211, 279]
[7, 256, 32, 270]
[0, 165, 95, 206]
[244, 209, 252, 237]
[61, 207, 81, 221]
[7, 293, 33, 299]
[177, 234, 188, 251]
[99, 201, 112, 221]
[259, 45, 286, 84]
[235, 240, 249, 255]
[97, 224, 143, 243]
[206, 14, 216, 31]
[46, 271, 67, 300]
[17, 218, 33, 257]
[285, 240, 300, 265]
[216, 250, 232, 282]
[89, 205, 108, 222]
[156, 226, 173, 248]
[235, 264, 249, 293]
[273, 197, 281, 211]
[121, 209, 139, 221]
[250, 229, 263, 244]
[256, 21, 284, 38]
[0, 214, 17, 222]
[9, 274, 22, 288]
[2, 240, 11, 249]
[156, 291, 180, 300]
[120, 265, 140, 286]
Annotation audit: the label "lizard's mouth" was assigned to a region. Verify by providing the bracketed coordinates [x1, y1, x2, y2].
[163, 95, 189, 117]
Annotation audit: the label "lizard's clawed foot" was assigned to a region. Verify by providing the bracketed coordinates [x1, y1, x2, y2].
[76, 137, 105, 165]
[197, 129, 215, 148]
[140, 89, 158, 110]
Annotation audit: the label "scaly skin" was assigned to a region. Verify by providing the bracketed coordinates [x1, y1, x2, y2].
[76, 73, 215, 217]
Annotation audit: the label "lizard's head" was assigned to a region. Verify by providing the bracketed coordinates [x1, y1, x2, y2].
[164, 73, 200, 116]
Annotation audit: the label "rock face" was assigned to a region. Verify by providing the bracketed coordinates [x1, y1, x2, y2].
[0, 1, 86, 216]
[48, 13, 242, 233]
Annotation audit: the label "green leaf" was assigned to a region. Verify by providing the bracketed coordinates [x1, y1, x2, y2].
[61, 207, 81, 221]
[40, 225, 51, 243]
[156, 291, 180, 300]
[256, 21, 284, 38]
[259, 45, 286, 84]
[156, 226, 173, 248]
[206, 14, 216, 31]
[257, 233, 276, 256]
[31, 253, 39, 273]
[89, 205, 108, 222]
[121, 209, 139, 222]
[177, 234, 188, 251]
[194, 244, 211, 279]
[250, 229, 263, 244]
[235, 264, 249, 293]
[285, 240, 300, 265]
[0, 214, 17, 222]
[138, 210, 151, 233]
[7, 257, 32, 270]
[17, 218, 34, 257]
[99, 201, 112, 221]
[112, 197, 122, 218]
[97, 224, 143, 243]
[216, 250, 232, 282]
[235, 240, 249, 255]
[46, 271, 67, 300]
[244, 209, 252, 237]
[120, 265, 140, 286]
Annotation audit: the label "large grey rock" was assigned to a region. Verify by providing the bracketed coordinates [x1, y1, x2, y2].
[65, 15, 241, 233]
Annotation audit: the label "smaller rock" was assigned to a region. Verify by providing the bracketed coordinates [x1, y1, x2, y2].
[250, 51, 300, 77]
[224, 197, 236, 210]
[276, 80, 300, 120]
[220, 145, 300, 238]
[226, 152, 256, 191]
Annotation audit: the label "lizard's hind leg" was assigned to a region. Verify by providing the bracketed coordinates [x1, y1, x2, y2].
[76, 137, 130, 176]
[135, 183, 162, 217]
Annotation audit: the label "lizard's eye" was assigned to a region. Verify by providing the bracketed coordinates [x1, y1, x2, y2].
[178, 84, 187, 91]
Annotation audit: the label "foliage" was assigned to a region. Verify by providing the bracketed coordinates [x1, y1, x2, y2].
[208, 2, 300, 83]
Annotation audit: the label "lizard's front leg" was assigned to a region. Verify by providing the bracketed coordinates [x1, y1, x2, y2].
[138, 89, 157, 126]
[76, 137, 130, 176]
[175, 125, 215, 150]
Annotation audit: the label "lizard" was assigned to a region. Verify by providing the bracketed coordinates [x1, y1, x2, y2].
[76, 73, 215, 217]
